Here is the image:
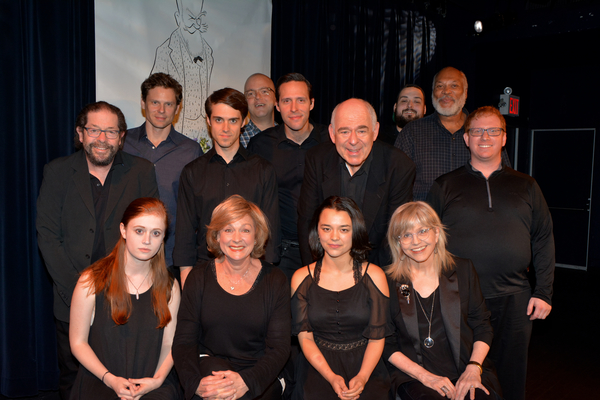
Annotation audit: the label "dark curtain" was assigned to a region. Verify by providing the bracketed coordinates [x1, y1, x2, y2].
[0, 0, 95, 396]
[271, 0, 442, 126]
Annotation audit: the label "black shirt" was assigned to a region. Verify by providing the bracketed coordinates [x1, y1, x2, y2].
[340, 150, 373, 207]
[247, 123, 328, 241]
[173, 146, 281, 266]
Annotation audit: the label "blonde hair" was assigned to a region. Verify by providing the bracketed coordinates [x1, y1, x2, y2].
[386, 201, 455, 282]
[206, 195, 270, 259]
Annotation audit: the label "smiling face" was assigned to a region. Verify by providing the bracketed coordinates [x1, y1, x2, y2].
[318, 208, 353, 259]
[464, 114, 506, 168]
[276, 81, 314, 134]
[142, 86, 180, 131]
[399, 224, 439, 268]
[329, 99, 379, 176]
[244, 74, 276, 120]
[76, 109, 124, 167]
[120, 213, 166, 263]
[207, 103, 243, 152]
[218, 214, 256, 263]
[394, 87, 426, 128]
[432, 67, 467, 117]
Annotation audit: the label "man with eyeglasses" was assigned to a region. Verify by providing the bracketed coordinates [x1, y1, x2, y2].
[247, 73, 328, 281]
[36, 101, 158, 399]
[427, 106, 555, 400]
[240, 73, 278, 148]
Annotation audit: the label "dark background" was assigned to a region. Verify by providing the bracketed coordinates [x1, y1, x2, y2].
[2, 0, 599, 397]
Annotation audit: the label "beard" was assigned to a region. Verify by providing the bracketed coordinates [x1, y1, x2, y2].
[83, 140, 119, 167]
[433, 92, 466, 117]
[395, 109, 420, 128]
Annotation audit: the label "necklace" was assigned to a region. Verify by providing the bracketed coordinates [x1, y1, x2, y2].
[415, 290, 435, 348]
[126, 269, 151, 300]
[224, 265, 251, 291]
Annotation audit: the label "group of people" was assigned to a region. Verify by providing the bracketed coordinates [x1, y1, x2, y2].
[36, 65, 555, 400]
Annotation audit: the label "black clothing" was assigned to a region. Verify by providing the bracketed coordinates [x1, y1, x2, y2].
[377, 123, 401, 146]
[339, 151, 373, 207]
[173, 146, 280, 266]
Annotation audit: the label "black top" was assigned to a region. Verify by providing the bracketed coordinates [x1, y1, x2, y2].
[173, 146, 281, 266]
[247, 123, 328, 241]
[340, 151, 373, 207]
[173, 259, 291, 400]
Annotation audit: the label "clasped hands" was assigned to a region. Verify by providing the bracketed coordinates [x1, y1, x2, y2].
[196, 370, 249, 400]
[422, 365, 489, 400]
[329, 373, 366, 400]
[104, 373, 162, 400]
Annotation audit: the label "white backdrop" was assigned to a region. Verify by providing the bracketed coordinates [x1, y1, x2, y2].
[95, 0, 272, 151]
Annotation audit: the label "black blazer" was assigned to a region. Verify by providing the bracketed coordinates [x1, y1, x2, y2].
[297, 140, 415, 266]
[384, 257, 502, 397]
[36, 150, 158, 321]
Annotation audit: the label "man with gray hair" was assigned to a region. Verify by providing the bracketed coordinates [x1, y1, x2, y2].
[395, 67, 509, 201]
[298, 98, 415, 266]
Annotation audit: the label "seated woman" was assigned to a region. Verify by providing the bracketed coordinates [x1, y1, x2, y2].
[172, 195, 290, 400]
[384, 201, 502, 400]
[291, 196, 390, 400]
[69, 197, 182, 400]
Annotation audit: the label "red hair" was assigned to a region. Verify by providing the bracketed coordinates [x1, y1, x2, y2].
[82, 198, 173, 328]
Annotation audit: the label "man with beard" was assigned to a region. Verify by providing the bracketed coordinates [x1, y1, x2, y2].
[36, 101, 158, 399]
[378, 84, 426, 145]
[240, 73, 278, 147]
[395, 67, 511, 201]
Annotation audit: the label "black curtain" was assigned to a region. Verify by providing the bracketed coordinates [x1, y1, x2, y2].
[271, 0, 442, 126]
[0, 0, 95, 396]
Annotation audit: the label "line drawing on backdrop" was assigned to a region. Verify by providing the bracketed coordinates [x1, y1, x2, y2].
[152, 0, 214, 152]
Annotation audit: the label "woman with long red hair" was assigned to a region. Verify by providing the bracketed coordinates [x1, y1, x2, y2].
[69, 197, 182, 399]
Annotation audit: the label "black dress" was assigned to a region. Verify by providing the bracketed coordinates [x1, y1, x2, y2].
[291, 261, 391, 399]
[70, 287, 182, 400]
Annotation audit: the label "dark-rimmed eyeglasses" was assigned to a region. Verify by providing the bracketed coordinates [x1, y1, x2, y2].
[84, 127, 120, 139]
[467, 127, 504, 137]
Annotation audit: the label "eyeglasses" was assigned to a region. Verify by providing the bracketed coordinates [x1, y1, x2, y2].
[245, 87, 274, 99]
[398, 227, 433, 244]
[467, 127, 504, 137]
[84, 127, 120, 139]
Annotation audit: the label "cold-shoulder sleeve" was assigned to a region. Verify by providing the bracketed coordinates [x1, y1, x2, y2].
[362, 274, 392, 340]
[291, 274, 313, 335]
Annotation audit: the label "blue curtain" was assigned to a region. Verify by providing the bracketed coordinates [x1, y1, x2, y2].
[0, 0, 95, 396]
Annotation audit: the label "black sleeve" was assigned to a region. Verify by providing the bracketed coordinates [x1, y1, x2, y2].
[173, 165, 199, 267]
[297, 151, 320, 265]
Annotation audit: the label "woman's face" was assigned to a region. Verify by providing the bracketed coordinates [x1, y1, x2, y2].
[399, 224, 440, 267]
[318, 208, 353, 259]
[218, 214, 256, 263]
[120, 213, 166, 263]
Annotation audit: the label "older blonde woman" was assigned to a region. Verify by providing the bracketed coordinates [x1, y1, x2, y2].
[173, 195, 290, 400]
[384, 202, 502, 400]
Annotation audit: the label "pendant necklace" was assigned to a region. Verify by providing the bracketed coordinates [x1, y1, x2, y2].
[415, 290, 435, 348]
[225, 265, 251, 291]
[126, 269, 151, 300]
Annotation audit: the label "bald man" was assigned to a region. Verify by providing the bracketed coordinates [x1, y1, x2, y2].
[240, 73, 277, 147]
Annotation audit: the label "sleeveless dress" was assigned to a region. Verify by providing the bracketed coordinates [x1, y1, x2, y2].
[291, 261, 390, 399]
[70, 287, 182, 400]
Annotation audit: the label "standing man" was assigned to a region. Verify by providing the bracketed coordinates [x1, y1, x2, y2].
[248, 73, 328, 281]
[174, 88, 280, 286]
[395, 67, 510, 201]
[378, 84, 426, 145]
[124, 73, 201, 275]
[240, 73, 278, 147]
[427, 106, 555, 400]
[298, 98, 415, 266]
[36, 101, 158, 399]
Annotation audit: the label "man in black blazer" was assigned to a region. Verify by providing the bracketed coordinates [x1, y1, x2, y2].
[36, 101, 158, 399]
[298, 98, 415, 266]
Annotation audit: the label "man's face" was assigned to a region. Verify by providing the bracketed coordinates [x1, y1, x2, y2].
[206, 103, 243, 152]
[463, 114, 506, 166]
[244, 75, 276, 120]
[142, 87, 181, 131]
[77, 110, 124, 167]
[329, 99, 379, 175]
[177, 0, 207, 35]
[394, 87, 426, 128]
[276, 81, 314, 132]
[432, 68, 467, 117]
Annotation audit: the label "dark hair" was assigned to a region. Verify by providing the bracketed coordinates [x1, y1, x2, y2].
[141, 73, 183, 105]
[205, 88, 248, 119]
[465, 106, 506, 132]
[74, 101, 127, 150]
[308, 196, 371, 262]
[397, 84, 425, 102]
[82, 197, 173, 328]
[275, 72, 313, 101]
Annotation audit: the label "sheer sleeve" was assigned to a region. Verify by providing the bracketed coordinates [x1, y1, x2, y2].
[291, 274, 313, 335]
[362, 274, 392, 340]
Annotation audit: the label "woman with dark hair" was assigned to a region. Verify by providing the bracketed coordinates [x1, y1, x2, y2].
[291, 196, 390, 400]
[173, 195, 290, 400]
[384, 201, 502, 400]
[69, 197, 182, 400]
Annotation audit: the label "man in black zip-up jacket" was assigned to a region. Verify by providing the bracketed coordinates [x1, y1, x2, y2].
[427, 106, 555, 400]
